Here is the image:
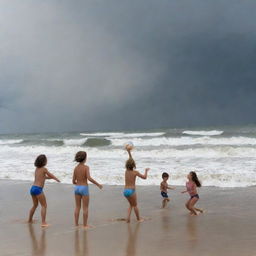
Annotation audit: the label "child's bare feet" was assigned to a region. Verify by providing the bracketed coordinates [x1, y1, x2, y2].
[41, 223, 50, 227]
[126, 218, 131, 223]
[83, 225, 93, 229]
[28, 219, 38, 224]
[137, 218, 145, 223]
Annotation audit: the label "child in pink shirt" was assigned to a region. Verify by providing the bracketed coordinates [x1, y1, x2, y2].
[182, 171, 203, 216]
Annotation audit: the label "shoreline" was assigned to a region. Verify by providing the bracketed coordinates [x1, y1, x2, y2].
[1, 178, 255, 189]
[1, 180, 256, 255]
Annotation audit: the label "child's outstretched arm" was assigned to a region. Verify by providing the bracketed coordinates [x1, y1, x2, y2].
[86, 167, 103, 189]
[126, 148, 132, 159]
[181, 189, 188, 193]
[45, 169, 61, 182]
[136, 168, 150, 179]
[168, 186, 175, 190]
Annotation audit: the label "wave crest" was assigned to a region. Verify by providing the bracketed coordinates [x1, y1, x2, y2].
[182, 130, 223, 136]
[83, 138, 111, 147]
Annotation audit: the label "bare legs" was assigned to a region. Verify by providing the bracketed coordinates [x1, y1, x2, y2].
[82, 196, 89, 228]
[125, 193, 144, 223]
[74, 194, 82, 226]
[28, 193, 48, 227]
[74, 195, 90, 228]
[194, 207, 203, 213]
[37, 193, 48, 226]
[28, 195, 38, 223]
[185, 198, 203, 216]
[162, 198, 170, 208]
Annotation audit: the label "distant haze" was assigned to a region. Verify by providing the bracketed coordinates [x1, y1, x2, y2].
[1, 0, 256, 134]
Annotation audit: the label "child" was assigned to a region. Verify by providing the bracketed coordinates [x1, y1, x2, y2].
[123, 147, 150, 223]
[72, 151, 103, 229]
[181, 171, 203, 216]
[160, 172, 174, 208]
[28, 154, 60, 227]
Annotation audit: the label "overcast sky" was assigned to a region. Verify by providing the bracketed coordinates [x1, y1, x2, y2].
[0, 0, 256, 134]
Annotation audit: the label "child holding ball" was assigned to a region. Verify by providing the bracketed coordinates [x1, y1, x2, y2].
[123, 144, 150, 223]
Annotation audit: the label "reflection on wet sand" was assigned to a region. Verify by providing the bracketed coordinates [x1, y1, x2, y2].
[186, 216, 198, 249]
[74, 229, 89, 256]
[28, 224, 46, 256]
[161, 211, 171, 232]
[126, 224, 140, 256]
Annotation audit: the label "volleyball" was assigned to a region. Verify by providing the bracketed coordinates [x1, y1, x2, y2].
[125, 142, 134, 150]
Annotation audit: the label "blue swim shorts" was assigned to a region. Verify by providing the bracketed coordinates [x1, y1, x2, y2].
[30, 186, 43, 196]
[74, 185, 89, 196]
[161, 191, 168, 198]
[123, 188, 135, 197]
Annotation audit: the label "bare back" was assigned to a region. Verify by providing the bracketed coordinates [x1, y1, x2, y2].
[33, 167, 47, 188]
[73, 164, 88, 185]
[125, 170, 138, 189]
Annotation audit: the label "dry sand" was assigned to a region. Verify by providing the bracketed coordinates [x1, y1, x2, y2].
[0, 180, 256, 256]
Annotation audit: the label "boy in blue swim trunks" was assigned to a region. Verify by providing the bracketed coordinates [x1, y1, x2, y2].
[28, 154, 60, 227]
[123, 147, 150, 223]
[72, 151, 103, 229]
[160, 172, 175, 208]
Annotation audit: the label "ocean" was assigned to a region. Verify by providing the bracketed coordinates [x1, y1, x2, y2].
[1, 125, 256, 187]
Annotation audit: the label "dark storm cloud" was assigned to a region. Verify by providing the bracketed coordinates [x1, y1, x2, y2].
[0, 0, 256, 133]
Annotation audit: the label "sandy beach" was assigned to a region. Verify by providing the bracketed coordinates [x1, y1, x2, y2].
[0, 179, 256, 256]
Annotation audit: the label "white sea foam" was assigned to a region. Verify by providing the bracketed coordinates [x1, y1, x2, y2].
[80, 132, 124, 137]
[0, 139, 23, 145]
[183, 130, 224, 136]
[115, 132, 165, 138]
[63, 138, 87, 146]
[111, 136, 256, 147]
[1, 128, 256, 187]
[80, 132, 165, 138]
[1, 153, 256, 187]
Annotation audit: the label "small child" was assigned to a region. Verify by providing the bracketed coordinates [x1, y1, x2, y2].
[123, 148, 150, 223]
[181, 171, 203, 216]
[160, 172, 174, 208]
[28, 154, 60, 227]
[72, 151, 103, 229]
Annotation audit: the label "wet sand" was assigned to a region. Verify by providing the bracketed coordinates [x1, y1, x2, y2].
[0, 179, 256, 256]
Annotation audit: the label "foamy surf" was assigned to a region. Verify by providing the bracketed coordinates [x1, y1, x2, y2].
[80, 132, 124, 137]
[111, 136, 256, 147]
[80, 132, 165, 138]
[1, 126, 256, 187]
[0, 139, 23, 145]
[182, 130, 224, 136]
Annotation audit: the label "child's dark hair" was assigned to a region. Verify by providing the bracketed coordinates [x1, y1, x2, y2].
[126, 158, 136, 170]
[190, 171, 201, 187]
[34, 154, 47, 168]
[162, 172, 169, 179]
[75, 151, 87, 163]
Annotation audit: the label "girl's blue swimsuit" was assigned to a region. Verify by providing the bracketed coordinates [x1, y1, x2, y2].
[30, 186, 43, 196]
[74, 185, 89, 196]
[123, 188, 135, 197]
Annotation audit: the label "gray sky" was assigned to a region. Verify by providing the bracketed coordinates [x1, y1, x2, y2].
[1, 0, 256, 133]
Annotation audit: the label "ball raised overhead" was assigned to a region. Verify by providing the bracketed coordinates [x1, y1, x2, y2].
[125, 142, 134, 151]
